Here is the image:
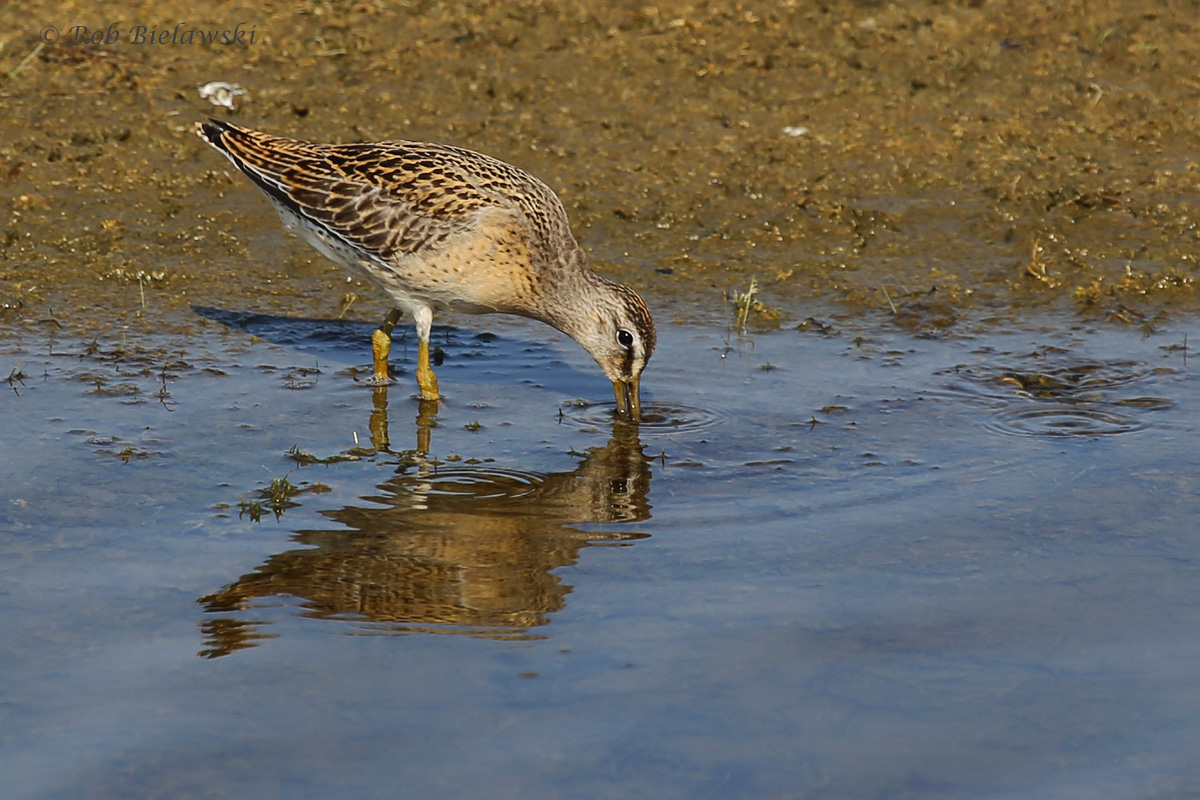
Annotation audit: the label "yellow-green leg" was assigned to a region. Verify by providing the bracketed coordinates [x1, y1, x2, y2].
[370, 308, 403, 385]
[412, 305, 440, 400]
[416, 337, 440, 400]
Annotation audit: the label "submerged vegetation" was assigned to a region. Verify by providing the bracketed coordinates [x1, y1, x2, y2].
[239, 474, 330, 522]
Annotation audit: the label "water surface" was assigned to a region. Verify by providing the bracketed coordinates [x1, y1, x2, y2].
[2, 314, 1198, 799]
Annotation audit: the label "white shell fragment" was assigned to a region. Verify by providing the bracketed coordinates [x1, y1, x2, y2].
[198, 82, 247, 110]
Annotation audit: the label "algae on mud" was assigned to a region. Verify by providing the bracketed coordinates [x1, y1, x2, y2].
[2, 0, 1198, 347]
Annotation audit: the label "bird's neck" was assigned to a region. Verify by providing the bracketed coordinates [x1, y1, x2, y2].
[538, 261, 611, 341]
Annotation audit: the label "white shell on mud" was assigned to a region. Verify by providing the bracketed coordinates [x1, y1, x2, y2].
[198, 81, 247, 110]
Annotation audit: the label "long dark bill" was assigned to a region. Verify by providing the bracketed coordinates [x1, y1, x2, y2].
[613, 377, 642, 421]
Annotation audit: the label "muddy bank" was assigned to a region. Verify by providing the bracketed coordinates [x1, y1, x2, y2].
[1, 0, 1198, 343]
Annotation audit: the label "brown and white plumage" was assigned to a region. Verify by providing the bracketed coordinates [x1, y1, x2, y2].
[195, 119, 655, 417]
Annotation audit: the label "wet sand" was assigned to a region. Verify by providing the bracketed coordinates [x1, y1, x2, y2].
[2, 0, 1198, 342]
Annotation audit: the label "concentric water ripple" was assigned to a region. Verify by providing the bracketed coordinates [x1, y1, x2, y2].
[942, 359, 1151, 399]
[384, 467, 546, 503]
[560, 402, 722, 434]
[937, 355, 1174, 438]
[984, 404, 1141, 437]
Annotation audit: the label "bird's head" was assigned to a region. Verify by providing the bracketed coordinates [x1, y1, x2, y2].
[569, 282, 656, 420]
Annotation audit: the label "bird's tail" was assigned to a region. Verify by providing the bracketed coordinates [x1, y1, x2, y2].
[194, 117, 242, 155]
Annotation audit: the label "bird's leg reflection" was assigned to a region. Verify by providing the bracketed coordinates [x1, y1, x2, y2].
[366, 384, 441, 457]
[415, 397, 438, 456]
[368, 385, 391, 452]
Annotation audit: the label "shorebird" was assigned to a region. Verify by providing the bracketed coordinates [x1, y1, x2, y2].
[196, 119, 655, 417]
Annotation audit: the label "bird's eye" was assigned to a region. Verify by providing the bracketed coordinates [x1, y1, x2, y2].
[617, 329, 634, 349]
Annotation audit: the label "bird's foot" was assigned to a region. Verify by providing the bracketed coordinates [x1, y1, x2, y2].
[362, 371, 394, 387]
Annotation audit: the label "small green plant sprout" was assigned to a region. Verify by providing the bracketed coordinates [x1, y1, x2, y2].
[239, 471, 331, 522]
[730, 278, 782, 332]
[732, 278, 758, 333]
[5, 362, 26, 394]
[238, 498, 264, 523]
[285, 444, 352, 465]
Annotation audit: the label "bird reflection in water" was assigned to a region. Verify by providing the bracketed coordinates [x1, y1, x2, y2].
[199, 391, 652, 658]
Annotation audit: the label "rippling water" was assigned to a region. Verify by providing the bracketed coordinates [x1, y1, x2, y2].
[560, 400, 723, 433]
[2, 315, 1198, 798]
[931, 352, 1176, 438]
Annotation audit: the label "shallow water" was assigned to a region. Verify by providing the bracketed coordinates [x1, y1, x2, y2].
[2, 313, 1199, 799]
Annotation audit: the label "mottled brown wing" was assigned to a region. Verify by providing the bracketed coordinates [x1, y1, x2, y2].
[208, 123, 500, 261]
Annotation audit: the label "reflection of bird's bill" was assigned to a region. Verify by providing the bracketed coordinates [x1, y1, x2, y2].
[613, 377, 642, 420]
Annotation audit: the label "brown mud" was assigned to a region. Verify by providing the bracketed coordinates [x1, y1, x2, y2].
[1, 0, 1198, 342]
